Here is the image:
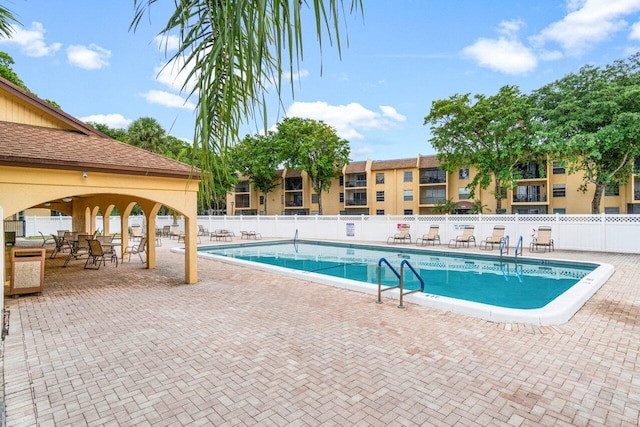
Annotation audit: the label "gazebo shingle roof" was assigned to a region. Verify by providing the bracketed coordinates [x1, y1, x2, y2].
[0, 121, 198, 179]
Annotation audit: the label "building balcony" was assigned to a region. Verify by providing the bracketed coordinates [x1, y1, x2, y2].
[420, 197, 446, 205]
[419, 177, 446, 184]
[285, 201, 304, 207]
[345, 180, 367, 188]
[234, 185, 250, 193]
[345, 199, 367, 206]
[512, 195, 547, 203]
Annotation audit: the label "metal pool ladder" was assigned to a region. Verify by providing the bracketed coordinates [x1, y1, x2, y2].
[500, 235, 523, 260]
[376, 257, 425, 309]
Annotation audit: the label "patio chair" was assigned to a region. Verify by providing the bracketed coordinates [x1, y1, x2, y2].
[124, 236, 147, 263]
[130, 225, 144, 242]
[39, 231, 56, 247]
[448, 225, 476, 248]
[416, 225, 440, 246]
[161, 225, 171, 237]
[49, 234, 69, 259]
[85, 239, 108, 270]
[198, 224, 209, 236]
[387, 225, 411, 244]
[530, 226, 554, 252]
[480, 225, 506, 250]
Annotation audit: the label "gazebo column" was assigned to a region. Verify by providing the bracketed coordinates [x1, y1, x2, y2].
[139, 201, 161, 269]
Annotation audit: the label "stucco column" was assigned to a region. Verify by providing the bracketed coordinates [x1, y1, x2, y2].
[184, 214, 198, 284]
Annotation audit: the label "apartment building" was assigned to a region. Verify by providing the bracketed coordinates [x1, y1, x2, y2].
[227, 155, 640, 215]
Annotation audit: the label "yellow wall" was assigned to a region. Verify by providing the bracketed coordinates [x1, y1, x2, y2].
[0, 92, 75, 130]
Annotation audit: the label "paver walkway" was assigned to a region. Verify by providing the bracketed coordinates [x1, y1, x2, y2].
[3, 239, 640, 426]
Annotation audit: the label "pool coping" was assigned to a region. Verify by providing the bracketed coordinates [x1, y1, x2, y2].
[176, 240, 615, 326]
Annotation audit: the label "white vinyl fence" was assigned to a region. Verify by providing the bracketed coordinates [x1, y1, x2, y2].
[24, 214, 640, 254]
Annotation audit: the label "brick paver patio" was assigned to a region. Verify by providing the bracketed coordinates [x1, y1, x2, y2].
[3, 238, 640, 426]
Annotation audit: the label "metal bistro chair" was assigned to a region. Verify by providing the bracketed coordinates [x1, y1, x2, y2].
[124, 236, 147, 263]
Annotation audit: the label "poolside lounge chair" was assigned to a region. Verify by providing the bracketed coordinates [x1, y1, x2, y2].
[241, 230, 262, 240]
[480, 225, 506, 250]
[416, 225, 440, 246]
[124, 236, 147, 263]
[387, 224, 411, 244]
[448, 225, 476, 248]
[530, 226, 554, 252]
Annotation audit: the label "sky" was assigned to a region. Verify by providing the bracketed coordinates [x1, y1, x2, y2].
[2, 0, 640, 162]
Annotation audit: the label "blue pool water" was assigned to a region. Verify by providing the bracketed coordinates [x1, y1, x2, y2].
[199, 240, 597, 310]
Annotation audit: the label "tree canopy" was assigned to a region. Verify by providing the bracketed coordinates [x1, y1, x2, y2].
[533, 53, 640, 213]
[130, 0, 363, 201]
[231, 133, 282, 215]
[274, 117, 350, 214]
[424, 85, 540, 212]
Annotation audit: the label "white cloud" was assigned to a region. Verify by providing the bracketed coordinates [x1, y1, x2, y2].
[141, 90, 196, 110]
[535, 0, 640, 54]
[154, 34, 180, 51]
[462, 38, 537, 75]
[154, 56, 196, 93]
[286, 101, 405, 141]
[630, 20, 640, 39]
[0, 22, 61, 57]
[67, 44, 111, 70]
[80, 113, 131, 129]
[282, 69, 309, 82]
[379, 106, 407, 122]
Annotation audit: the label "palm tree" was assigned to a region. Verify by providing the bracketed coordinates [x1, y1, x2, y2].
[130, 0, 363, 199]
[126, 117, 167, 154]
[0, 5, 19, 38]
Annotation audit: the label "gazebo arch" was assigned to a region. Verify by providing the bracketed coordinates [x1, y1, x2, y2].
[0, 77, 201, 307]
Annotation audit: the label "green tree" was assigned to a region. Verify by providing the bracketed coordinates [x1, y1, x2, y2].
[275, 117, 350, 215]
[126, 117, 167, 154]
[424, 85, 540, 213]
[533, 53, 640, 213]
[130, 0, 362, 202]
[432, 198, 456, 214]
[86, 121, 128, 142]
[0, 51, 26, 89]
[232, 133, 282, 214]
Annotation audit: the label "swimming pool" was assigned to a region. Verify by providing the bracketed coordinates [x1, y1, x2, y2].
[188, 240, 614, 325]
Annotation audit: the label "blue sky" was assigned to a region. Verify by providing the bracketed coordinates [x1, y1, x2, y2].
[2, 0, 640, 161]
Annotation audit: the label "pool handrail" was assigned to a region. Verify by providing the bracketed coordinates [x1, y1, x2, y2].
[376, 257, 401, 304]
[515, 235, 523, 258]
[293, 229, 299, 253]
[377, 257, 426, 309]
[398, 259, 425, 309]
[500, 235, 510, 256]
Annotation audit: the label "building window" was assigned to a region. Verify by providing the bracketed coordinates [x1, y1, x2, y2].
[458, 187, 470, 200]
[376, 173, 384, 184]
[259, 195, 264, 205]
[311, 193, 319, 204]
[552, 184, 566, 197]
[459, 168, 469, 180]
[339, 176, 344, 186]
[403, 171, 413, 183]
[605, 185, 620, 196]
[552, 161, 566, 174]
[376, 191, 385, 202]
[403, 209, 413, 215]
[424, 188, 446, 204]
[604, 207, 620, 214]
[403, 189, 413, 201]
[376, 209, 385, 215]
[339, 192, 344, 203]
[553, 208, 566, 214]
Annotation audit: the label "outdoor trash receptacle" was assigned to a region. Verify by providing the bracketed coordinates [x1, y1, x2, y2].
[9, 247, 45, 296]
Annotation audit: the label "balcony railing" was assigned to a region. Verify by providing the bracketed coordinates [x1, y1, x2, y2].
[285, 184, 303, 191]
[345, 180, 367, 188]
[345, 199, 367, 206]
[419, 176, 446, 184]
[420, 197, 446, 205]
[234, 185, 250, 193]
[285, 201, 303, 207]
[512, 195, 547, 203]
[235, 202, 250, 208]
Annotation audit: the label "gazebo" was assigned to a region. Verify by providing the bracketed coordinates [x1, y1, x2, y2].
[0, 77, 201, 301]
